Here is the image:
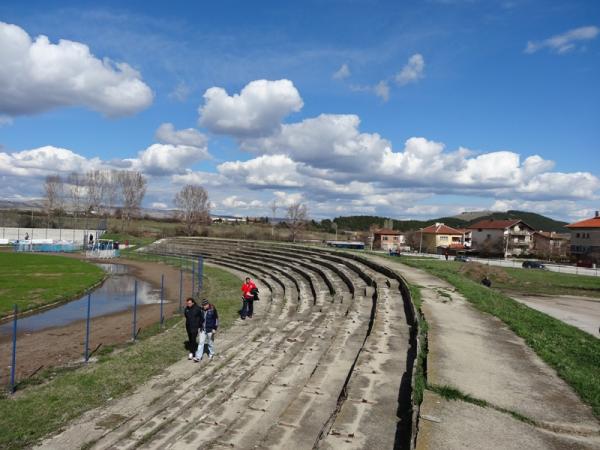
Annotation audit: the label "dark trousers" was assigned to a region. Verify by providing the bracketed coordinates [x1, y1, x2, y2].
[187, 328, 198, 353]
[241, 298, 254, 318]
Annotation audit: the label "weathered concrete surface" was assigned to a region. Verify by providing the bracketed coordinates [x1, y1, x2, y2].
[363, 255, 600, 449]
[509, 293, 600, 338]
[418, 391, 600, 450]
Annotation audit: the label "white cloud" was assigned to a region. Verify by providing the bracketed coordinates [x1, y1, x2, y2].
[151, 202, 169, 209]
[395, 54, 425, 86]
[198, 79, 303, 138]
[0, 145, 99, 177]
[169, 82, 191, 102]
[374, 80, 390, 102]
[134, 143, 210, 176]
[0, 21, 153, 118]
[332, 63, 351, 80]
[241, 113, 392, 172]
[217, 154, 304, 188]
[525, 26, 599, 54]
[221, 196, 264, 209]
[155, 123, 207, 147]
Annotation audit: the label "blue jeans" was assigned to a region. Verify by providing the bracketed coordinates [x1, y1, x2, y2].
[196, 330, 215, 358]
[241, 298, 253, 318]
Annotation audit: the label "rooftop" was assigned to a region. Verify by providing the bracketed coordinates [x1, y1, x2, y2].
[566, 215, 600, 229]
[469, 219, 522, 230]
[373, 228, 402, 235]
[420, 223, 463, 235]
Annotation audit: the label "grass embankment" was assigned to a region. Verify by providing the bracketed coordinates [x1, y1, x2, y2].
[0, 253, 105, 318]
[0, 264, 242, 450]
[398, 257, 600, 418]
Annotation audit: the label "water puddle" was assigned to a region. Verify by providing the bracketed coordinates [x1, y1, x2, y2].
[0, 264, 162, 336]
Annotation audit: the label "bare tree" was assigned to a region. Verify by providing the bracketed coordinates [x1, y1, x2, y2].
[269, 200, 278, 238]
[118, 170, 147, 230]
[44, 174, 64, 219]
[286, 202, 308, 242]
[84, 170, 104, 215]
[100, 169, 120, 217]
[67, 172, 85, 217]
[174, 184, 210, 235]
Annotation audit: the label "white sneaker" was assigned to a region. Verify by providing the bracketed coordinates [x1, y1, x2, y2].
[188, 353, 193, 360]
[208, 354, 214, 360]
[193, 356, 201, 362]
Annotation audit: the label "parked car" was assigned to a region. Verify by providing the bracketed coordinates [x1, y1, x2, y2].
[454, 255, 470, 262]
[522, 261, 546, 269]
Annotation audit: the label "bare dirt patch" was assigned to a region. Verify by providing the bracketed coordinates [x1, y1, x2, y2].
[458, 262, 513, 284]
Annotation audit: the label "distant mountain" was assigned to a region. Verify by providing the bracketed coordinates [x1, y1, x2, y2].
[333, 210, 570, 233]
[466, 210, 569, 233]
[451, 210, 494, 221]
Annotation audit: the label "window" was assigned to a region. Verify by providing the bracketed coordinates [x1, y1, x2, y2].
[487, 234, 491, 239]
[439, 236, 448, 242]
[382, 236, 388, 241]
[576, 233, 580, 238]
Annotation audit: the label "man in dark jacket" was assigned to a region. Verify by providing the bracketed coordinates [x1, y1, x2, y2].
[195, 299, 219, 361]
[184, 297, 203, 360]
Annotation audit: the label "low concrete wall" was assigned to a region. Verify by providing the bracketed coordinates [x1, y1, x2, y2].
[0, 227, 105, 244]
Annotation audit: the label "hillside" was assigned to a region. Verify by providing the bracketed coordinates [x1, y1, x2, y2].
[468, 210, 569, 233]
[333, 210, 569, 233]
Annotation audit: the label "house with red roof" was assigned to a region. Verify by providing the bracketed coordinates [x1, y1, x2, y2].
[468, 219, 535, 257]
[372, 228, 405, 251]
[566, 211, 600, 266]
[532, 231, 570, 259]
[417, 223, 464, 254]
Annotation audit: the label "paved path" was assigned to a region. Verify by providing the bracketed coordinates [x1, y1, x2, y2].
[362, 254, 600, 450]
[509, 293, 600, 338]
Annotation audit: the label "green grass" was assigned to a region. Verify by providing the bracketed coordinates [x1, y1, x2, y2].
[410, 284, 428, 407]
[0, 253, 105, 318]
[397, 256, 600, 418]
[0, 264, 242, 450]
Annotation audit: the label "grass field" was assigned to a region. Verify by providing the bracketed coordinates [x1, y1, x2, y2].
[0, 263, 242, 450]
[394, 256, 600, 418]
[0, 253, 105, 318]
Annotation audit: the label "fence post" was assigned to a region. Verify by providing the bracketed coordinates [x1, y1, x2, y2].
[132, 280, 138, 341]
[198, 256, 203, 294]
[84, 293, 91, 362]
[179, 267, 183, 313]
[191, 261, 196, 298]
[160, 274, 164, 327]
[10, 305, 18, 393]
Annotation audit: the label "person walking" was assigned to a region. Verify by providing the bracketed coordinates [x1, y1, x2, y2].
[195, 299, 219, 361]
[184, 297, 203, 360]
[241, 277, 257, 320]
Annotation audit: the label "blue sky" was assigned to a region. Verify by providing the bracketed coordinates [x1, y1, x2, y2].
[0, 0, 599, 221]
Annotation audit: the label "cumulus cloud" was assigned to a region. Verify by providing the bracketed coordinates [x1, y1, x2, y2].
[134, 143, 210, 176]
[525, 26, 599, 54]
[221, 196, 264, 209]
[395, 54, 425, 86]
[155, 123, 207, 147]
[241, 113, 392, 173]
[332, 63, 351, 80]
[217, 154, 305, 188]
[198, 79, 303, 138]
[151, 202, 169, 209]
[0, 146, 100, 177]
[0, 21, 153, 118]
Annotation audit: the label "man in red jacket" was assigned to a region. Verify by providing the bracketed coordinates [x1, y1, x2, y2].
[241, 277, 257, 319]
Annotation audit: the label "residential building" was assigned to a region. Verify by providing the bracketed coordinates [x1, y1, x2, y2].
[532, 231, 570, 260]
[372, 228, 405, 251]
[455, 228, 472, 249]
[566, 211, 600, 266]
[468, 219, 535, 257]
[417, 223, 464, 254]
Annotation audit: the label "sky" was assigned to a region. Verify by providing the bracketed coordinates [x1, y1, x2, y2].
[0, 0, 599, 221]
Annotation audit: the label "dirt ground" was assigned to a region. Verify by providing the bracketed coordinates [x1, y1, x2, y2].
[0, 257, 195, 387]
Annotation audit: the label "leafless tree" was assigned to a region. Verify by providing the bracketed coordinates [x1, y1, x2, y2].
[84, 170, 104, 215]
[118, 170, 147, 229]
[44, 174, 64, 219]
[174, 184, 210, 235]
[67, 172, 85, 217]
[101, 169, 120, 216]
[286, 202, 308, 242]
[269, 200, 278, 238]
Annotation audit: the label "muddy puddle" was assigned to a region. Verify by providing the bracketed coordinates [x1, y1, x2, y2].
[0, 264, 162, 336]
